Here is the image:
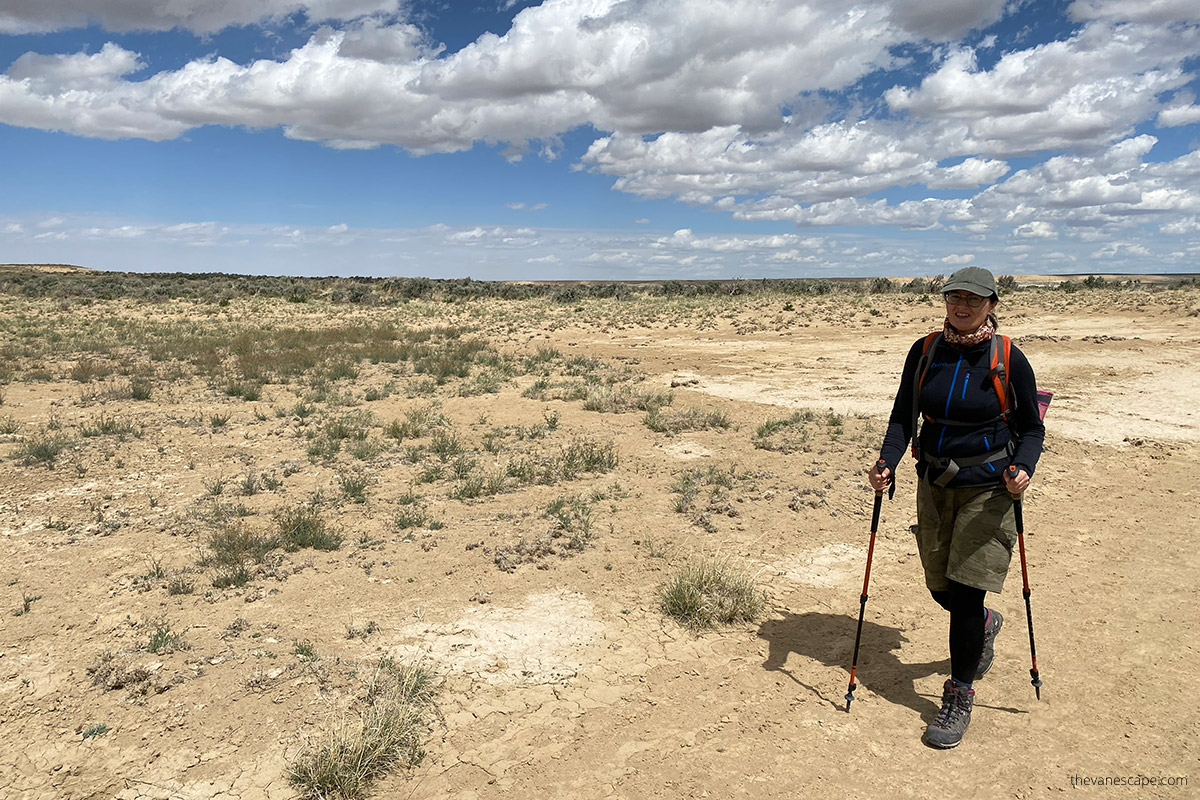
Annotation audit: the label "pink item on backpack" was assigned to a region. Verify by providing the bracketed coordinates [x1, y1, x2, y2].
[1036, 390, 1053, 422]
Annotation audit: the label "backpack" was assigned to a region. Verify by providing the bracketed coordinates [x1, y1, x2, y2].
[910, 331, 1014, 483]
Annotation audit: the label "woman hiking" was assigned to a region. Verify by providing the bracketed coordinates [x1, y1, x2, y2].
[867, 266, 1044, 748]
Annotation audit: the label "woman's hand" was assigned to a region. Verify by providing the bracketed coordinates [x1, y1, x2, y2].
[867, 462, 891, 494]
[1003, 467, 1030, 496]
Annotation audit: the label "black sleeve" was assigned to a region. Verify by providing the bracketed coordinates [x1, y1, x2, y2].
[878, 338, 926, 473]
[1008, 344, 1045, 476]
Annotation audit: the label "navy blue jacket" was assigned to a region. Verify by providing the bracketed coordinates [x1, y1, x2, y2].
[879, 334, 1044, 487]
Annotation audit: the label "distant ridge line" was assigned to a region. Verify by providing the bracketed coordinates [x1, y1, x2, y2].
[1, 264, 1196, 285]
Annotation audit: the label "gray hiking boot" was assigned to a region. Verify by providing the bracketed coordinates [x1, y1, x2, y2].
[975, 608, 1004, 679]
[924, 680, 975, 749]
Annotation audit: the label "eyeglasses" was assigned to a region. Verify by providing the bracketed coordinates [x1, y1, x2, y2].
[944, 292, 986, 308]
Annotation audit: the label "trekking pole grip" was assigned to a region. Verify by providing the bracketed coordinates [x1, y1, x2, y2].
[1005, 464, 1023, 502]
[874, 458, 894, 502]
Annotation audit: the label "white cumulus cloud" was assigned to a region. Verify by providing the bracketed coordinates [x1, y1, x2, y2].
[653, 228, 824, 252]
[0, 0, 1011, 149]
[1069, 0, 1200, 24]
[582, 121, 998, 205]
[0, 1, 404, 34]
[939, 253, 975, 264]
[1161, 217, 1200, 235]
[1013, 221, 1058, 239]
[884, 22, 1199, 155]
[0, 0, 1196, 266]
[1093, 241, 1151, 258]
[1158, 91, 1200, 127]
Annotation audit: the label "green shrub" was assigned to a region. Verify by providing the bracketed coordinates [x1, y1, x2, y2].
[12, 593, 42, 616]
[323, 412, 372, 442]
[166, 577, 195, 596]
[394, 506, 427, 530]
[450, 472, 507, 500]
[671, 466, 735, 513]
[753, 411, 816, 452]
[458, 370, 505, 396]
[429, 430, 463, 462]
[416, 464, 443, 484]
[450, 455, 477, 479]
[82, 723, 110, 740]
[545, 496, 594, 553]
[212, 565, 251, 589]
[394, 490, 422, 506]
[560, 438, 618, 477]
[276, 505, 342, 552]
[205, 526, 278, 567]
[15, 433, 71, 465]
[349, 438, 384, 461]
[130, 378, 153, 400]
[239, 473, 260, 496]
[226, 382, 263, 401]
[70, 357, 113, 383]
[145, 620, 187, 654]
[339, 472, 371, 503]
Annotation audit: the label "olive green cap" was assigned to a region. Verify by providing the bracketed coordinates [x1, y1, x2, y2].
[942, 266, 996, 297]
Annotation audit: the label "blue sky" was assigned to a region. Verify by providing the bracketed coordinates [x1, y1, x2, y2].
[1, 0, 1198, 279]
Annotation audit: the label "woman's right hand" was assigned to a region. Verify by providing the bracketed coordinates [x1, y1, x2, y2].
[867, 462, 892, 494]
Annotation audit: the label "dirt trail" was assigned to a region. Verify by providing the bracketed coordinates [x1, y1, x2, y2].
[1, 288, 1197, 799]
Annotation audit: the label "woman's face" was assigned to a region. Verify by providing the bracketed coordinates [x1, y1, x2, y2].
[944, 291, 996, 333]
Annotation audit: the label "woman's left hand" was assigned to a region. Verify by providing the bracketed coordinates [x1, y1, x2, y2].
[1003, 467, 1030, 496]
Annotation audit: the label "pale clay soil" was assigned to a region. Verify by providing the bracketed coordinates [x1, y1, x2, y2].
[1, 284, 1198, 799]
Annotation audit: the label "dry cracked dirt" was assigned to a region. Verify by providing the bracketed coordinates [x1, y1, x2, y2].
[1, 276, 1198, 799]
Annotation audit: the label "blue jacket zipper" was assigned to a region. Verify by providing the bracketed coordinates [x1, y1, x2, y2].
[937, 355, 963, 454]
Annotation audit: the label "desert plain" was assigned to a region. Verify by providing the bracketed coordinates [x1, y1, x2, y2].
[1, 268, 1198, 799]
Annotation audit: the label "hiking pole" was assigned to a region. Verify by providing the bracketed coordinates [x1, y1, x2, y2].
[1007, 465, 1043, 700]
[846, 459, 894, 713]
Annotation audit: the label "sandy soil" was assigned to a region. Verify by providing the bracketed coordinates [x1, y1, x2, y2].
[1, 284, 1198, 799]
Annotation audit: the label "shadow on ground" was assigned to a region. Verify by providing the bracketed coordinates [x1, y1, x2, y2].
[758, 610, 949, 719]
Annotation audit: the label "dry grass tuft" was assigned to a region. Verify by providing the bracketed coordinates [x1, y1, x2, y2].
[644, 406, 732, 435]
[658, 556, 763, 630]
[288, 659, 434, 800]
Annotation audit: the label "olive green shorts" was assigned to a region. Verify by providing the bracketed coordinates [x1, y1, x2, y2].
[915, 478, 1018, 593]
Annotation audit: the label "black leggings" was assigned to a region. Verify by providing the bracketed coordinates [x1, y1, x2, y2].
[930, 580, 987, 685]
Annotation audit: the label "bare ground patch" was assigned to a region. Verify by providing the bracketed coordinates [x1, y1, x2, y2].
[2, 283, 1197, 798]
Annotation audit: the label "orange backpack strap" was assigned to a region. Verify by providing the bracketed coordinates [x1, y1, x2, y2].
[988, 334, 1012, 417]
[911, 331, 942, 459]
